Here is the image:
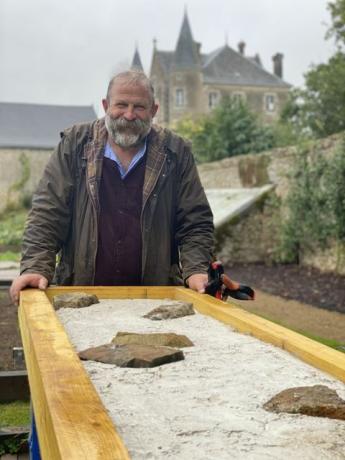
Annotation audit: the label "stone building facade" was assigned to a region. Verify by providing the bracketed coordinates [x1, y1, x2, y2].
[133, 12, 291, 126]
[0, 102, 96, 213]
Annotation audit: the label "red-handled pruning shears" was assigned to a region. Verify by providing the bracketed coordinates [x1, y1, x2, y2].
[205, 261, 255, 301]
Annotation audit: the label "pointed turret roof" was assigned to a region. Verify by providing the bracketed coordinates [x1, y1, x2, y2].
[173, 11, 200, 70]
[131, 47, 144, 71]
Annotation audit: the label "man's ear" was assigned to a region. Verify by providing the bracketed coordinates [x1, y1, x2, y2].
[102, 98, 109, 113]
[151, 103, 159, 118]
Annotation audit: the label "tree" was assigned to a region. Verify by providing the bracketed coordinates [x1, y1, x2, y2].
[282, 0, 345, 138]
[279, 138, 345, 265]
[327, 0, 345, 46]
[173, 96, 275, 163]
[303, 52, 345, 136]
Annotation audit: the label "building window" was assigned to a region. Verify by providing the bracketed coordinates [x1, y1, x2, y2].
[175, 88, 185, 107]
[208, 92, 219, 109]
[265, 94, 276, 112]
[232, 92, 246, 103]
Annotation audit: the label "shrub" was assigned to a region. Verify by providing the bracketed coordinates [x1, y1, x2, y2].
[279, 136, 345, 264]
[173, 96, 275, 163]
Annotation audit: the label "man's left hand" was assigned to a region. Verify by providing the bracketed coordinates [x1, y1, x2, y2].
[187, 273, 208, 293]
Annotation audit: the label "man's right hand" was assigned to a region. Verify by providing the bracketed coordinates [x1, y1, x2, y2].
[10, 274, 48, 306]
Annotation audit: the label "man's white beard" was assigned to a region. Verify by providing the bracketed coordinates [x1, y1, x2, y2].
[105, 114, 151, 148]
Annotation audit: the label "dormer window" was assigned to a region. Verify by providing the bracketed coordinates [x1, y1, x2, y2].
[175, 88, 185, 107]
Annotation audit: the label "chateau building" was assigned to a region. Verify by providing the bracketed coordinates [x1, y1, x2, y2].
[131, 12, 291, 125]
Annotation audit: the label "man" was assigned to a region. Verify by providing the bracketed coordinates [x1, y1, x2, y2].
[10, 71, 214, 304]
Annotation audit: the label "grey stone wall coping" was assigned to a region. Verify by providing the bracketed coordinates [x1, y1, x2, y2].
[205, 184, 275, 229]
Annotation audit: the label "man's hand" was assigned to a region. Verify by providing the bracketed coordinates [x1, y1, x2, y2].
[186, 273, 208, 293]
[10, 274, 48, 305]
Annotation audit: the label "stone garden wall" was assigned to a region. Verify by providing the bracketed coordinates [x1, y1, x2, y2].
[198, 134, 344, 274]
[0, 148, 52, 214]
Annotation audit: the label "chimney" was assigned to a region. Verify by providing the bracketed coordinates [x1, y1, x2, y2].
[253, 53, 262, 67]
[272, 53, 284, 78]
[238, 41, 246, 55]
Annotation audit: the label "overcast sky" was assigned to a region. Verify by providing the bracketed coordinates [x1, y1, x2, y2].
[0, 0, 336, 116]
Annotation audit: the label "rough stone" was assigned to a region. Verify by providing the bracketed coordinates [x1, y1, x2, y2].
[53, 293, 99, 310]
[112, 332, 194, 348]
[79, 343, 184, 368]
[263, 385, 345, 420]
[0, 426, 29, 434]
[144, 302, 195, 320]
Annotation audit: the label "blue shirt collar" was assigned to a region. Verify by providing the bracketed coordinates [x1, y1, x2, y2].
[104, 138, 147, 179]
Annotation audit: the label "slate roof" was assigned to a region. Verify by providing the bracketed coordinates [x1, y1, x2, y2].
[202, 45, 290, 88]
[131, 48, 144, 71]
[248, 54, 262, 68]
[155, 44, 290, 88]
[173, 12, 200, 70]
[0, 102, 97, 149]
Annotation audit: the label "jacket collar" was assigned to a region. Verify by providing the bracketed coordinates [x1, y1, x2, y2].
[84, 118, 107, 214]
[84, 118, 168, 213]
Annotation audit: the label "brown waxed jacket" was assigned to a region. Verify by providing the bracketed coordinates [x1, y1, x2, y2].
[20, 118, 214, 286]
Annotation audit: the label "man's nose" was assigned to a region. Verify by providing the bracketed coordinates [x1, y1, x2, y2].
[123, 106, 136, 121]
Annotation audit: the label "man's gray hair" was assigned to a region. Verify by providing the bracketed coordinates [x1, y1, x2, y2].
[106, 71, 155, 105]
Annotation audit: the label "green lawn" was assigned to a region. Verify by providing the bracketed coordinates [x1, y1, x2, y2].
[0, 401, 30, 428]
[0, 401, 29, 454]
[0, 209, 27, 258]
[0, 251, 20, 262]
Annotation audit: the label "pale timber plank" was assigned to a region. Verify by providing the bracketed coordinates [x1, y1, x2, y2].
[174, 288, 345, 383]
[19, 289, 130, 460]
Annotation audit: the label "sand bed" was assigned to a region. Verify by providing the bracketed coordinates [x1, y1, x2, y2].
[58, 299, 345, 460]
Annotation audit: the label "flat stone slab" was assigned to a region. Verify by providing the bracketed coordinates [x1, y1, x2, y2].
[79, 343, 184, 368]
[0, 261, 20, 270]
[205, 185, 274, 228]
[53, 293, 99, 310]
[112, 332, 194, 348]
[0, 261, 20, 283]
[0, 426, 29, 434]
[144, 301, 195, 320]
[264, 385, 345, 420]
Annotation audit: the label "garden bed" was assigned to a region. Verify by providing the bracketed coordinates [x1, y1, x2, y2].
[58, 297, 345, 460]
[18, 287, 345, 459]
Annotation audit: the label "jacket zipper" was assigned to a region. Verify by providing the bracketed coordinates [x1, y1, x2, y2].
[89, 181, 99, 285]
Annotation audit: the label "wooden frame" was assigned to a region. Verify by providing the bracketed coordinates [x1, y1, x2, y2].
[19, 286, 345, 460]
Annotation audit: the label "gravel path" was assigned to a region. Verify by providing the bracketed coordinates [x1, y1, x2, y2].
[58, 299, 345, 460]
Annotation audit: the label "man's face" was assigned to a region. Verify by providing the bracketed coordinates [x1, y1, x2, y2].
[102, 81, 158, 148]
